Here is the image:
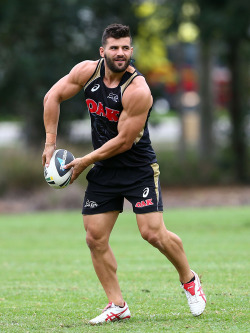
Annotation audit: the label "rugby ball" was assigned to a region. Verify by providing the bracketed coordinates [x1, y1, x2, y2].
[44, 149, 75, 189]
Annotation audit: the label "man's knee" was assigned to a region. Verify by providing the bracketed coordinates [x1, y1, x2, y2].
[86, 230, 108, 252]
[140, 227, 164, 247]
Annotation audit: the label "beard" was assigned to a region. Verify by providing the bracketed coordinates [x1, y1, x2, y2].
[104, 53, 131, 73]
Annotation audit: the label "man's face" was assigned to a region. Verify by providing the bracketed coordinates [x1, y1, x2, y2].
[100, 37, 133, 73]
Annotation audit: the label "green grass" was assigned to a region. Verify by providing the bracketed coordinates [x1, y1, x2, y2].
[0, 207, 249, 332]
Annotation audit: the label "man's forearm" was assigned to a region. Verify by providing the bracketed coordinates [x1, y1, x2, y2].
[43, 99, 60, 144]
[81, 134, 132, 167]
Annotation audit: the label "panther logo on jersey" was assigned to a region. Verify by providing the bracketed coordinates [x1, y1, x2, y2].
[107, 93, 119, 103]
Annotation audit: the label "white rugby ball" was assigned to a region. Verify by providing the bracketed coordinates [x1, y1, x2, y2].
[44, 149, 75, 189]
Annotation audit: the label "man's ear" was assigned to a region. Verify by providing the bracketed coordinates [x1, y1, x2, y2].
[99, 46, 104, 58]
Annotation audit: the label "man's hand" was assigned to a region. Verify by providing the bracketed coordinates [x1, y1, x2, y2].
[64, 157, 88, 184]
[42, 143, 56, 167]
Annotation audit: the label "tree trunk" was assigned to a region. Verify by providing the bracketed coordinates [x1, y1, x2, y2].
[198, 40, 214, 163]
[227, 40, 248, 182]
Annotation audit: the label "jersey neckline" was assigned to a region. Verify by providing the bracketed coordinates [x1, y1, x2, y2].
[100, 58, 136, 90]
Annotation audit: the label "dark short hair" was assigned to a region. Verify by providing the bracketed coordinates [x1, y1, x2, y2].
[102, 23, 132, 46]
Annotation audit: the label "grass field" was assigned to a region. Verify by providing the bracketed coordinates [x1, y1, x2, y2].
[0, 207, 249, 332]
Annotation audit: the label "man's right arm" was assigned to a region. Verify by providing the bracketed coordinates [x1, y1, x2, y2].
[42, 60, 97, 167]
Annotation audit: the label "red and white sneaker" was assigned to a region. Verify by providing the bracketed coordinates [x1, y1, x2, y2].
[89, 302, 131, 325]
[182, 270, 206, 316]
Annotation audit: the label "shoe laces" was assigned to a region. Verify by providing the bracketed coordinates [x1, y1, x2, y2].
[102, 302, 113, 312]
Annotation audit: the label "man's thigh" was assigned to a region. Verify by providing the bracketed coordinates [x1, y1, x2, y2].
[83, 211, 120, 241]
[136, 211, 165, 233]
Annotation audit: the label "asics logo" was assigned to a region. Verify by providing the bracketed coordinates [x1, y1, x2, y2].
[198, 286, 206, 302]
[91, 84, 100, 92]
[143, 187, 149, 198]
[105, 307, 129, 322]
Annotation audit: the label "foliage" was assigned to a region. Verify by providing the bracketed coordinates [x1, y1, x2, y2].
[0, 144, 89, 197]
[1, 145, 249, 199]
[156, 148, 240, 186]
[0, 0, 139, 143]
[163, 0, 250, 182]
[1, 0, 250, 183]
[185, 0, 250, 182]
[0, 147, 44, 195]
[0, 208, 249, 331]
[132, 1, 172, 72]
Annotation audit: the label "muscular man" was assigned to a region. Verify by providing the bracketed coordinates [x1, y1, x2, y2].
[42, 23, 206, 325]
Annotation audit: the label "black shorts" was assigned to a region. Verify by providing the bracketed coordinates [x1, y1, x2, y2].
[82, 163, 163, 215]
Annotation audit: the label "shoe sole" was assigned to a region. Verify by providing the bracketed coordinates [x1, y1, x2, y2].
[89, 316, 131, 325]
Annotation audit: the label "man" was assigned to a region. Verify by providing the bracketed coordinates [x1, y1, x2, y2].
[42, 23, 206, 325]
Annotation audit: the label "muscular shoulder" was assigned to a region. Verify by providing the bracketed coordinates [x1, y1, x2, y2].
[122, 75, 153, 113]
[69, 60, 99, 86]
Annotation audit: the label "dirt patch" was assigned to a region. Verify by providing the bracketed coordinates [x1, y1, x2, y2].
[161, 186, 250, 208]
[1, 185, 250, 214]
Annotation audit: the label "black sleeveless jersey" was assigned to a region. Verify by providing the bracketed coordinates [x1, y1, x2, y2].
[83, 58, 157, 168]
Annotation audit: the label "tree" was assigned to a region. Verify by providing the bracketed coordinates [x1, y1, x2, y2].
[0, 0, 139, 143]
[192, 0, 250, 182]
[157, 0, 250, 182]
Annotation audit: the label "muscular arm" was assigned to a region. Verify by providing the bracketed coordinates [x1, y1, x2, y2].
[66, 76, 153, 182]
[43, 74, 81, 143]
[42, 61, 97, 166]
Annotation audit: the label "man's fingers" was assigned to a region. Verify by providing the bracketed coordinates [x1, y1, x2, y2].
[42, 144, 56, 167]
[42, 154, 51, 168]
[45, 157, 51, 168]
[42, 154, 46, 167]
[64, 158, 86, 184]
[64, 161, 74, 169]
[70, 169, 80, 184]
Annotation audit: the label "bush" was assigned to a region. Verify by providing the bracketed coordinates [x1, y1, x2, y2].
[1, 144, 248, 198]
[0, 143, 90, 197]
[0, 147, 44, 196]
[155, 148, 239, 186]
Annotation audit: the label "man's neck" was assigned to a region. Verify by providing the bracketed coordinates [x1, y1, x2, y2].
[103, 65, 125, 88]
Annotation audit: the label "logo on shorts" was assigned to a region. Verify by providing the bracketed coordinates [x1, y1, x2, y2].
[84, 199, 98, 208]
[143, 187, 149, 198]
[135, 199, 154, 208]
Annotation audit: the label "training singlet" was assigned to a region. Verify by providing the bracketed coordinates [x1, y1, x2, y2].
[83, 58, 157, 168]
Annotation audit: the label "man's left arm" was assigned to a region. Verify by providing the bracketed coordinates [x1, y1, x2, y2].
[65, 77, 153, 183]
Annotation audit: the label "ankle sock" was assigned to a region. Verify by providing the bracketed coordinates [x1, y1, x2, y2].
[182, 276, 195, 285]
[118, 302, 125, 308]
